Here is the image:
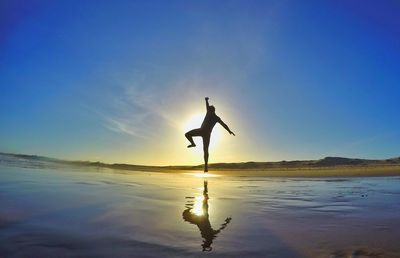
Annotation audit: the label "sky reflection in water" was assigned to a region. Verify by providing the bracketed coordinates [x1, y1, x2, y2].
[183, 180, 232, 251]
[1, 165, 400, 257]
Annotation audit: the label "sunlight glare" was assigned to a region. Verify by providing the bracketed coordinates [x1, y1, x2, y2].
[185, 172, 220, 178]
[192, 196, 205, 216]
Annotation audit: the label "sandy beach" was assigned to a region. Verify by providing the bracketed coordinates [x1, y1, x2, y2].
[192, 165, 400, 177]
[1, 160, 400, 258]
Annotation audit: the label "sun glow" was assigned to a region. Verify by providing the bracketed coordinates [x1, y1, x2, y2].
[191, 195, 205, 216]
[183, 113, 221, 153]
[185, 172, 220, 178]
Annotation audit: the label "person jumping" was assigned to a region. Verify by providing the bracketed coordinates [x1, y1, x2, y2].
[185, 97, 235, 172]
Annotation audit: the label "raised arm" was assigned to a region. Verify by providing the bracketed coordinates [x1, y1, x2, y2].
[205, 97, 210, 111]
[217, 217, 232, 232]
[218, 117, 235, 136]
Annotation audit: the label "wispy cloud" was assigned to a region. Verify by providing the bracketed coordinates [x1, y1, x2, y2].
[103, 116, 149, 139]
[88, 69, 208, 139]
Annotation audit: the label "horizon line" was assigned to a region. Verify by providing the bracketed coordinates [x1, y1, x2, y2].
[1, 151, 399, 168]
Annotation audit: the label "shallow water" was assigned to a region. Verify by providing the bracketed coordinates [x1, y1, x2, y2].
[1, 164, 400, 257]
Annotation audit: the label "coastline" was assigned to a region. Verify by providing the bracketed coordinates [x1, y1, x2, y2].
[1, 152, 399, 177]
[139, 165, 400, 177]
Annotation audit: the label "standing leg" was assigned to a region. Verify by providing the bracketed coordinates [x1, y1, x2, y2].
[185, 128, 202, 148]
[202, 134, 210, 172]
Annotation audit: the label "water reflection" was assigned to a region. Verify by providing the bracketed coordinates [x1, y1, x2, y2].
[182, 180, 232, 251]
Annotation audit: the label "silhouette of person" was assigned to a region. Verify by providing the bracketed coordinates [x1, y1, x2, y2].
[185, 97, 235, 172]
[182, 180, 232, 251]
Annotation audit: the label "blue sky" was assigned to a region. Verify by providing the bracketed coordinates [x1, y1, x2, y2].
[1, 0, 399, 165]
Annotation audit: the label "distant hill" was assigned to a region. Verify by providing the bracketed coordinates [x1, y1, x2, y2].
[1, 152, 400, 172]
[190, 156, 400, 170]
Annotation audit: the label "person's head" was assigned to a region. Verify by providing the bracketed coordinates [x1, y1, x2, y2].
[209, 106, 215, 113]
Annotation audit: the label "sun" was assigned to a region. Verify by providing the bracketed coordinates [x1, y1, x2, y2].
[183, 113, 221, 152]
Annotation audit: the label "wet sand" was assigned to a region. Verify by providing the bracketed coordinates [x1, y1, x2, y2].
[181, 165, 400, 177]
[1, 164, 400, 257]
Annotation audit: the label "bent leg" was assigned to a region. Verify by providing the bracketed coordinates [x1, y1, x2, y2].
[202, 135, 210, 172]
[185, 128, 202, 148]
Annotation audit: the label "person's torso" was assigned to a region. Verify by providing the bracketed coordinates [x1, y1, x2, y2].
[201, 112, 219, 132]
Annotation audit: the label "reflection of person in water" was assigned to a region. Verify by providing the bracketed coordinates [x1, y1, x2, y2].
[182, 180, 232, 251]
[185, 97, 235, 172]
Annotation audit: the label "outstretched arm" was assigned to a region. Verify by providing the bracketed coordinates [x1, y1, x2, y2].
[215, 217, 232, 234]
[205, 97, 210, 111]
[218, 118, 235, 136]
